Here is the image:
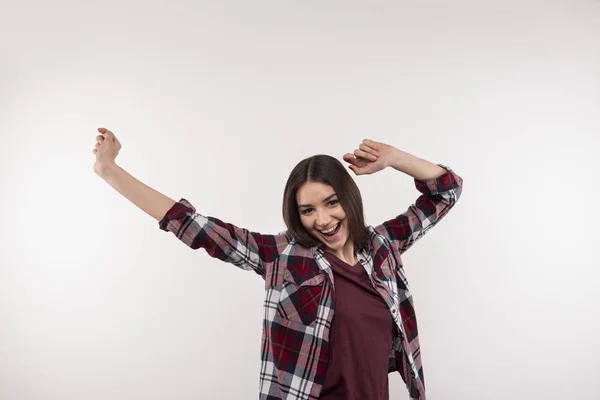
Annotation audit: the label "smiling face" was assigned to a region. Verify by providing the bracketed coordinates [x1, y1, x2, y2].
[296, 181, 352, 255]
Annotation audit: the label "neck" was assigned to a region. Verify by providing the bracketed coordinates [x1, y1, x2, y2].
[327, 242, 357, 265]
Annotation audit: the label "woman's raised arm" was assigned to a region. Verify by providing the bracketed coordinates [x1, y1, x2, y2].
[92, 127, 289, 277]
[93, 127, 176, 221]
[343, 140, 463, 255]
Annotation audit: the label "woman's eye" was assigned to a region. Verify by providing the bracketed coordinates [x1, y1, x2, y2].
[301, 208, 313, 215]
[328, 200, 339, 206]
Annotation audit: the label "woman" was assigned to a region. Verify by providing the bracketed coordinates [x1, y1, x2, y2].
[93, 127, 463, 400]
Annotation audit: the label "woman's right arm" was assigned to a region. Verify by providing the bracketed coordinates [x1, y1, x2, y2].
[158, 199, 289, 278]
[97, 162, 177, 222]
[92, 128, 289, 277]
[99, 162, 288, 277]
[93, 127, 176, 222]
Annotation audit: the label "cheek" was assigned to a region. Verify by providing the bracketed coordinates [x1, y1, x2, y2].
[299, 217, 312, 231]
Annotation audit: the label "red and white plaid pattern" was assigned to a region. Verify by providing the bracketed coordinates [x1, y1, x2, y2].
[159, 164, 463, 399]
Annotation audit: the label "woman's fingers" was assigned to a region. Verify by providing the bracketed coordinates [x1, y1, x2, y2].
[94, 129, 110, 154]
[359, 142, 379, 156]
[344, 139, 382, 166]
[354, 148, 378, 161]
[343, 153, 357, 164]
[343, 153, 366, 166]
[95, 135, 107, 148]
[97, 128, 114, 142]
[356, 141, 380, 161]
[343, 153, 371, 168]
[362, 139, 379, 151]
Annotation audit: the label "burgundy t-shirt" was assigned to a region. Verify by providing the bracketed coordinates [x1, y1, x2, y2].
[320, 251, 395, 400]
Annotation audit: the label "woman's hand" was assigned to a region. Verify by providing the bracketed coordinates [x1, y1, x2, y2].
[343, 139, 397, 175]
[93, 127, 122, 176]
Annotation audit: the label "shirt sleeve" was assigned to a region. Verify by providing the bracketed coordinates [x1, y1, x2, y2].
[158, 198, 290, 278]
[374, 164, 463, 255]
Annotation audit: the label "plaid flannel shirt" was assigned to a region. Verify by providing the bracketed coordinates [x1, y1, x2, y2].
[159, 164, 463, 399]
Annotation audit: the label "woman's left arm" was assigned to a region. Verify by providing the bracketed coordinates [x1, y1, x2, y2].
[343, 139, 463, 254]
[343, 139, 446, 180]
[386, 148, 448, 181]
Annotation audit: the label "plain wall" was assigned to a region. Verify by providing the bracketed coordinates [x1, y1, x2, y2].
[1, 0, 599, 399]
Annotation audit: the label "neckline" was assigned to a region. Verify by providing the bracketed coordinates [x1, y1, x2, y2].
[324, 251, 360, 268]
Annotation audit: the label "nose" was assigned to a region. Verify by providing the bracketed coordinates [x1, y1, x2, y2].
[315, 209, 331, 228]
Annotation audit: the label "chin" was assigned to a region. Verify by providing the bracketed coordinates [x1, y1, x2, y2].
[321, 230, 348, 250]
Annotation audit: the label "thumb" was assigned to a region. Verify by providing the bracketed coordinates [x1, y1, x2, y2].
[98, 127, 113, 138]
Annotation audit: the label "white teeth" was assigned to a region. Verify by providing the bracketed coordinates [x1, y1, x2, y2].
[320, 223, 339, 234]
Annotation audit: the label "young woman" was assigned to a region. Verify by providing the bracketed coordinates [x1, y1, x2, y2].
[93, 127, 463, 400]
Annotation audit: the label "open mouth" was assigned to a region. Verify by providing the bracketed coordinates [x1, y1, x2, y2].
[320, 222, 341, 237]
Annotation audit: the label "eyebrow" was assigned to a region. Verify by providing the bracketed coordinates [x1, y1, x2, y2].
[298, 193, 338, 209]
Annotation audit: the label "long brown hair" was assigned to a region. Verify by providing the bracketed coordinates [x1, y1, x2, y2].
[282, 154, 369, 251]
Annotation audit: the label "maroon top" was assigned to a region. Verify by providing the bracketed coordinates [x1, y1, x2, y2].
[320, 251, 395, 400]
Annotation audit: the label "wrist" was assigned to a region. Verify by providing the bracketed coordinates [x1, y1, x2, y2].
[96, 161, 119, 180]
[387, 147, 410, 170]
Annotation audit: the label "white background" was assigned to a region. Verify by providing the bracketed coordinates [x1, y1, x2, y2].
[1, 0, 599, 399]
